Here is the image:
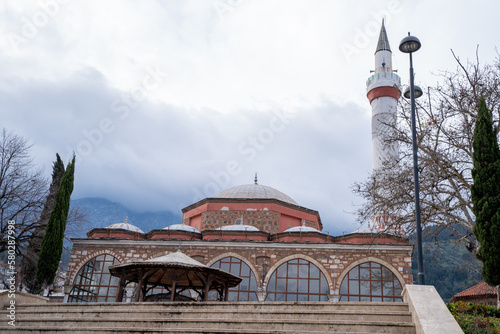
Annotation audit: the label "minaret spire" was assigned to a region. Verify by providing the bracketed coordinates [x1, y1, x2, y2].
[375, 19, 391, 53]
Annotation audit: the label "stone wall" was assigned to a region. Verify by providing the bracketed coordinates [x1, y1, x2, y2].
[66, 239, 413, 301]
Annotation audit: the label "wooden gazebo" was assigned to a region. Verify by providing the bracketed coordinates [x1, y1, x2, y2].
[109, 250, 242, 302]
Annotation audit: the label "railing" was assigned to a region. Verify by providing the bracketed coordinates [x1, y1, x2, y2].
[366, 72, 401, 88]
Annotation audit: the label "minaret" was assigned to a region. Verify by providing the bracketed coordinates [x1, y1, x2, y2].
[366, 20, 402, 228]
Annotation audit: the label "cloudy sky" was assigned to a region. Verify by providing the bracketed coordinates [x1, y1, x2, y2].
[1, 0, 497, 235]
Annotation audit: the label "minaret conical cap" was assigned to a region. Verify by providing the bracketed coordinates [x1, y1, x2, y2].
[375, 19, 391, 53]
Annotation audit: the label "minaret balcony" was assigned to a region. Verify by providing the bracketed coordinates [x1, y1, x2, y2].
[366, 72, 401, 91]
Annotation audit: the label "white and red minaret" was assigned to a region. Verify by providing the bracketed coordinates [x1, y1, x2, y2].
[366, 20, 402, 229]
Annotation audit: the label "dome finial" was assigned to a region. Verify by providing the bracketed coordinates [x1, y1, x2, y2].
[124, 216, 128, 224]
[254, 173, 258, 185]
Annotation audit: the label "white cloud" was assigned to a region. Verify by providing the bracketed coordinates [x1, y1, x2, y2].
[1, 0, 499, 234]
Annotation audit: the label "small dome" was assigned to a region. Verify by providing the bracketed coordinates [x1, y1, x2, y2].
[284, 226, 322, 233]
[214, 183, 297, 205]
[351, 226, 375, 234]
[163, 224, 201, 234]
[106, 217, 144, 233]
[351, 224, 403, 235]
[216, 224, 260, 232]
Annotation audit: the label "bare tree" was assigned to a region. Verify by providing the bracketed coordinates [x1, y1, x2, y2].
[0, 129, 47, 254]
[352, 49, 500, 251]
[0, 130, 88, 292]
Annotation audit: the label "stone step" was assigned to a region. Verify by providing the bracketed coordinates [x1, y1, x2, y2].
[17, 317, 413, 331]
[9, 309, 412, 322]
[14, 301, 411, 312]
[0, 327, 384, 334]
[12, 318, 415, 333]
[5, 301, 416, 334]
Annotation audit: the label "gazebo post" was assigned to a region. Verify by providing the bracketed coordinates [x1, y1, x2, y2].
[203, 275, 212, 302]
[115, 269, 126, 302]
[224, 282, 229, 301]
[136, 268, 144, 302]
[170, 281, 177, 302]
[141, 282, 148, 302]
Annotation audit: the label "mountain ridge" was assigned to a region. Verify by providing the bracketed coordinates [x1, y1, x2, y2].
[69, 197, 182, 238]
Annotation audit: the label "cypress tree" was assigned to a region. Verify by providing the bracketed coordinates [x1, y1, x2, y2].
[471, 97, 500, 294]
[36, 155, 75, 293]
[20, 154, 65, 293]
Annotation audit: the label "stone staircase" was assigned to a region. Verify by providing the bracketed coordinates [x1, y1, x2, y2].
[0, 301, 416, 333]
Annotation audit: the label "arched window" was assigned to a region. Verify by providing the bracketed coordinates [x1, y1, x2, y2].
[339, 261, 403, 302]
[210, 256, 258, 301]
[265, 258, 329, 302]
[68, 254, 120, 303]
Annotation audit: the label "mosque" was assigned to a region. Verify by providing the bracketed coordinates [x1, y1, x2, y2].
[63, 21, 413, 304]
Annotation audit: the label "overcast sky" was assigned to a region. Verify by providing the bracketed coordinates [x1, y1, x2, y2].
[1, 0, 498, 235]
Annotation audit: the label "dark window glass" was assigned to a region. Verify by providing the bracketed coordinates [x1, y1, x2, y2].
[310, 265, 320, 279]
[68, 254, 120, 303]
[210, 257, 258, 301]
[339, 262, 403, 302]
[265, 259, 329, 302]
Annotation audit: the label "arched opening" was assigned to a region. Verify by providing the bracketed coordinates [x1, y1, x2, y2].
[339, 261, 403, 302]
[68, 254, 120, 303]
[265, 258, 329, 302]
[209, 256, 258, 301]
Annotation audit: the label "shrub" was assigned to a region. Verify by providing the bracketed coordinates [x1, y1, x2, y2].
[448, 302, 500, 333]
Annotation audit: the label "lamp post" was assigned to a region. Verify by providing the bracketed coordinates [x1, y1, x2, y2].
[399, 33, 425, 285]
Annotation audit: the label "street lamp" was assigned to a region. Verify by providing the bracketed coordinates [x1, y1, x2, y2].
[403, 86, 423, 99]
[399, 33, 425, 285]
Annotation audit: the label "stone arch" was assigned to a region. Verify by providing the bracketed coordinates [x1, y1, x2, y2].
[335, 256, 405, 293]
[69, 250, 124, 283]
[264, 254, 333, 295]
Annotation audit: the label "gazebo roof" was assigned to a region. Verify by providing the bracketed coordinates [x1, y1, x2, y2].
[143, 251, 207, 267]
[109, 251, 242, 289]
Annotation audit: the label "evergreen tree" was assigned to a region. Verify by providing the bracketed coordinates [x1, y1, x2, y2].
[471, 97, 500, 305]
[36, 155, 75, 293]
[20, 154, 65, 293]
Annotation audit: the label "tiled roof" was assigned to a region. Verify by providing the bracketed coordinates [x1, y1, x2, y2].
[451, 281, 497, 300]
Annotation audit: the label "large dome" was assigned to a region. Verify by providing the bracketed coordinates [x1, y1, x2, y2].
[213, 183, 298, 205]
